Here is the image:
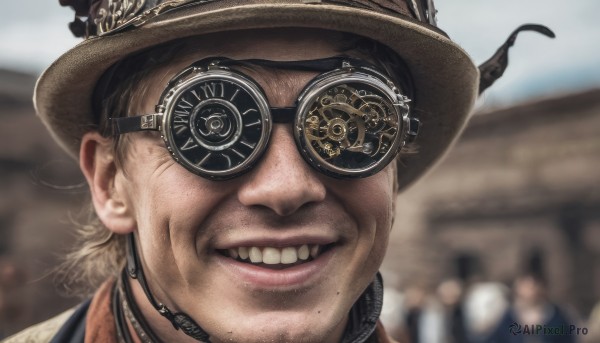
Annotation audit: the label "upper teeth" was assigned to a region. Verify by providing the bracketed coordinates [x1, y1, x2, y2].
[227, 244, 322, 264]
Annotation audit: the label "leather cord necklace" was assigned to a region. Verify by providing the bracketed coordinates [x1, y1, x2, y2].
[113, 270, 164, 343]
[112, 276, 136, 343]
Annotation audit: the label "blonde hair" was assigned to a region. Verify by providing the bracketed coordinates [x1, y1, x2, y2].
[55, 48, 167, 295]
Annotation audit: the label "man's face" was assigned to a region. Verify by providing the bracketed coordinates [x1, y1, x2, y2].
[113, 29, 397, 343]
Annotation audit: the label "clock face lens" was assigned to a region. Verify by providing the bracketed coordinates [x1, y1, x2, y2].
[164, 75, 270, 179]
[296, 81, 403, 178]
[190, 99, 241, 149]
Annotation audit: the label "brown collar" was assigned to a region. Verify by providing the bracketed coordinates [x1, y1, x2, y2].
[84, 279, 118, 342]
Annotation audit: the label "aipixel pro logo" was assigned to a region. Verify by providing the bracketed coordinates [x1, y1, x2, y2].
[508, 321, 588, 336]
[509, 322, 522, 335]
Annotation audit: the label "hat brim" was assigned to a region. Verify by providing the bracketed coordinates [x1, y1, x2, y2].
[34, 3, 479, 189]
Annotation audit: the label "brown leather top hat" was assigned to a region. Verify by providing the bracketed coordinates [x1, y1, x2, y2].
[36, 0, 480, 189]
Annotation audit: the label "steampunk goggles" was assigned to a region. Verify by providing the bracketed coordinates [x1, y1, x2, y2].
[112, 57, 419, 180]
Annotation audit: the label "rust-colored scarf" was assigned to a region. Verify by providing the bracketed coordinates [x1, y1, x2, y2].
[84, 279, 118, 342]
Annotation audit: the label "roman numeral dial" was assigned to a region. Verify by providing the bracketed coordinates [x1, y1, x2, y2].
[163, 72, 271, 179]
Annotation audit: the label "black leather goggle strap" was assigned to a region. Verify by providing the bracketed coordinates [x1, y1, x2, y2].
[113, 115, 156, 135]
[271, 107, 296, 123]
[193, 55, 376, 72]
[112, 107, 296, 135]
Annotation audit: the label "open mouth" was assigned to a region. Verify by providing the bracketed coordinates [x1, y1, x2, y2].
[217, 244, 334, 270]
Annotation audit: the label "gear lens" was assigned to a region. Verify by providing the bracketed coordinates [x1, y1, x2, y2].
[297, 81, 402, 178]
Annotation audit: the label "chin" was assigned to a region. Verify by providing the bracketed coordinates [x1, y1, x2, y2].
[208, 309, 346, 343]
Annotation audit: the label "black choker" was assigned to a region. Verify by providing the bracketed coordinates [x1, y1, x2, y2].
[115, 233, 384, 343]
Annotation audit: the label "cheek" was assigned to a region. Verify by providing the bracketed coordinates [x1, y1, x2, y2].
[136, 170, 221, 236]
[126, 161, 236, 287]
[121, 141, 229, 250]
[352, 166, 395, 233]
[372, 168, 396, 257]
[338, 165, 395, 264]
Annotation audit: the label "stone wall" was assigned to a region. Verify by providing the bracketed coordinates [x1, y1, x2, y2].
[0, 69, 83, 338]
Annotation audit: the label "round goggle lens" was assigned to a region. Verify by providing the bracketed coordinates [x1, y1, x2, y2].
[297, 81, 403, 178]
[164, 75, 271, 179]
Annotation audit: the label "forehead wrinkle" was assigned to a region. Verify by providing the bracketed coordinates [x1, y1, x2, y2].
[133, 65, 191, 114]
[243, 66, 318, 108]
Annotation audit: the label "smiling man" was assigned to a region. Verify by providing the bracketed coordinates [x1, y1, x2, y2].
[2, 1, 552, 342]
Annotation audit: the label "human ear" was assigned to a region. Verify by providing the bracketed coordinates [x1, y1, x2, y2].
[80, 132, 135, 234]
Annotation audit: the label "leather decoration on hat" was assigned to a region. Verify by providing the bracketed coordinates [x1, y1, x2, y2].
[60, 0, 439, 38]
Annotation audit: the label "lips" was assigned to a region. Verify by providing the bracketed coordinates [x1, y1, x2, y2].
[214, 238, 337, 288]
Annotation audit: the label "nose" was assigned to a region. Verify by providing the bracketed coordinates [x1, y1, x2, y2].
[237, 125, 326, 216]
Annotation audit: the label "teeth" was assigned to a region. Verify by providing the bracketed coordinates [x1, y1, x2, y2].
[310, 245, 320, 258]
[249, 247, 262, 263]
[227, 244, 325, 264]
[238, 247, 249, 260]
[298, 245, 310, 260]
[281, 247, 298, 264]
[262, 247, 281, 265]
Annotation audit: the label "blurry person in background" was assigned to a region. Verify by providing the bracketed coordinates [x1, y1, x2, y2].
[403, 287, 427, 343]
[2, 0, 552, 342]
[480, 252, 577, 343]
[0, 259, 25, 340]
[437, 278, 468, 343]
[500, 273, 575, 343]
[584, 301, 600, 343]
[402, 286, 445, 343]
[463, 282, 511, 343]
[478, 273, 576, 343]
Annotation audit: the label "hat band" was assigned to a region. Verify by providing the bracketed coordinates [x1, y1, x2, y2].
[61, 0, 438, 38]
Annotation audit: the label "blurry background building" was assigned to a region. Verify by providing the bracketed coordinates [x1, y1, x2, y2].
[1, 0, 600, 341]
[0, 69, 83, 338]
[380, 89, 600, 342]
[385, 88, 600, 309]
